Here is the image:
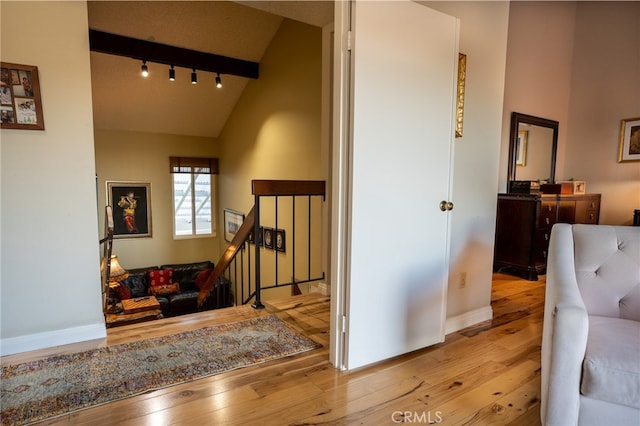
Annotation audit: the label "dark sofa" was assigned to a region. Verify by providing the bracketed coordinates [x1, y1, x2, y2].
[117, 260, 233, 317]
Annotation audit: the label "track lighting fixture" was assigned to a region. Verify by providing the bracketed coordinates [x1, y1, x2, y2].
[141, 60, 149, 77]
[135, 58, 227, 88]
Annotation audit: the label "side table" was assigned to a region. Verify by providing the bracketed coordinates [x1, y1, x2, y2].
[105, 296, 163, 328]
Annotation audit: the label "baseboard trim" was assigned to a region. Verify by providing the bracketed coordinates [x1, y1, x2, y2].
[1, 323, 106, 357]
[445, 306, 493, 335]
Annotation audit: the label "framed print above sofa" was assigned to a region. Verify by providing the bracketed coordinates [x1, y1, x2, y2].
[107, 181, 152, 238]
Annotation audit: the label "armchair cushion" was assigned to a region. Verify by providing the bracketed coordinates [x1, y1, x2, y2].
[573, 224, 640, 321]
[581, 315, 640, 409]
[542, 224, 640, 426]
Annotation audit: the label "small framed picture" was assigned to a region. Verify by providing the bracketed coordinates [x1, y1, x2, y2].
[107, 181, 152, 238]
[0, 63, 45, 130]
[618, 117, 640, 163]
[223, 209, 244, 242]
[573, 181, 586, 195]
[248, 227, 263, 245]
[263, 227, 274, 249]
[275, 229, 286, 253]
[516, 130, 528, 166]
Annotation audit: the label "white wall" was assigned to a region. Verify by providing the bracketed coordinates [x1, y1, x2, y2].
[426, 2, 510, 326]
[1, 1, 104, 355]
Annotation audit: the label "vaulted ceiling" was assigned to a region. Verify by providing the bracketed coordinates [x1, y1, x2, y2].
[88, 1, 333, 138]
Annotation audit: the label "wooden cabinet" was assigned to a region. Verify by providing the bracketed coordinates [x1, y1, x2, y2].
[493, 193, 601, 280]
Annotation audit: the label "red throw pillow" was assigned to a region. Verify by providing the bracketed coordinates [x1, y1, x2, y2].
[195, 268, 213, 290]
[147, 269, 174, 292]
[114, 283, 131, 300]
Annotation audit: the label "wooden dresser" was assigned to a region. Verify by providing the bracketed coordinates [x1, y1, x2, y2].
[493, 193, 601, 280]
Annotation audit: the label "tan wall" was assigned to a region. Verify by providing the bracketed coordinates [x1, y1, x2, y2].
[564, 2, 640, 225]
[94, 129, 222, 269]
[500, 1, 577, 192]
[502, 1, 639, 225]
[217, 19, 323, 301]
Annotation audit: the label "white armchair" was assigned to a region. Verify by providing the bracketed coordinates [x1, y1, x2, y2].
[541, 224, 640, 426]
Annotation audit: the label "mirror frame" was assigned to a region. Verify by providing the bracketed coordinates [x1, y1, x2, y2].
[508, 111, 559, 187]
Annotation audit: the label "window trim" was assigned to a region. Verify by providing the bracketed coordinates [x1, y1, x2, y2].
[170, 157, 218, 239]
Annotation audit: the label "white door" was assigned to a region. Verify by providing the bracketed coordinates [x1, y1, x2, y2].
[332, 0, 459, 370]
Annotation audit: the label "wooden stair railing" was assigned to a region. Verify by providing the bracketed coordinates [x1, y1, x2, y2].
[197, 206, 254, 307]
[197, 180, 326, 309]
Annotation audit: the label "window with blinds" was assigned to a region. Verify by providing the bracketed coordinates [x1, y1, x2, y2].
[170, 157, 218, 238]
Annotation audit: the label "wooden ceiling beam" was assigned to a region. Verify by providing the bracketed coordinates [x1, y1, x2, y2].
[88, 29, 259, 79]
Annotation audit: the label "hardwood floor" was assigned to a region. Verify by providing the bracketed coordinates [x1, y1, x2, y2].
[3, 273, 545, 425]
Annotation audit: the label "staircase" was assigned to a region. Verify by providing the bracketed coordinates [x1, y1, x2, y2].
[197, 180, 326, 309]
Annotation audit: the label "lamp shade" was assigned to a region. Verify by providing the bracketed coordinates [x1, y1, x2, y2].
[108, 255, 129, 283]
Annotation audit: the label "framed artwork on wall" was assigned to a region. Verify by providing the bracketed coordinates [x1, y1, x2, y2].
[247, 227, 263, 246]
[262, 227, 274, 249]
[0, 62, 45, 130]
[223, 209, 244, 243]
[516, 130, 528, 166]
[455, 53, 467, 138]
[107, 181, 152, 238]
[275, 229, 286, 253]
[618, 117, 640, 163]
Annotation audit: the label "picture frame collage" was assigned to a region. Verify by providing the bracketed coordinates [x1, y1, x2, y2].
[248, 226, 286, 253]
[1, 62, 45, 130]
[224, 209, 286, 253]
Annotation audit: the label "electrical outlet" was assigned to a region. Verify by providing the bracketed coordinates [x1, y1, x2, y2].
[459, 272, 467, 289]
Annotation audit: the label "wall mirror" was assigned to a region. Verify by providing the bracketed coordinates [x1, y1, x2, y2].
[508, 112, 559, 188]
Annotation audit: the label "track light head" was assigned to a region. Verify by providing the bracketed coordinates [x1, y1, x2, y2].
[169, 65, 175, 81]
[191, 69, 197, 84]
[141, 60, 149, 77]
[215, 73, 222, 89]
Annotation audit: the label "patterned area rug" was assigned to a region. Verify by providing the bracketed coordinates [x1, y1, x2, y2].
[1, 314, 320, 425]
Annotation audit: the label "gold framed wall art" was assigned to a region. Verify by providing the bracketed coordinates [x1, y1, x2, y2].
[618, 117, 640, 162]
[455, 53, 467, 138]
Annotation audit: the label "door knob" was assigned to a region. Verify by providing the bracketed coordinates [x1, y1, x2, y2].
[439, 201, 454, 211]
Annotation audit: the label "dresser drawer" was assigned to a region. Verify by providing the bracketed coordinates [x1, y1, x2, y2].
[576, 198, 600, 224]
[535, 230, 551, 262]
[538, 201, 556, 228]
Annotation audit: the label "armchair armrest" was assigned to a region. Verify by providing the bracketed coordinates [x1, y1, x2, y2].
[541, 224, 589, 426]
